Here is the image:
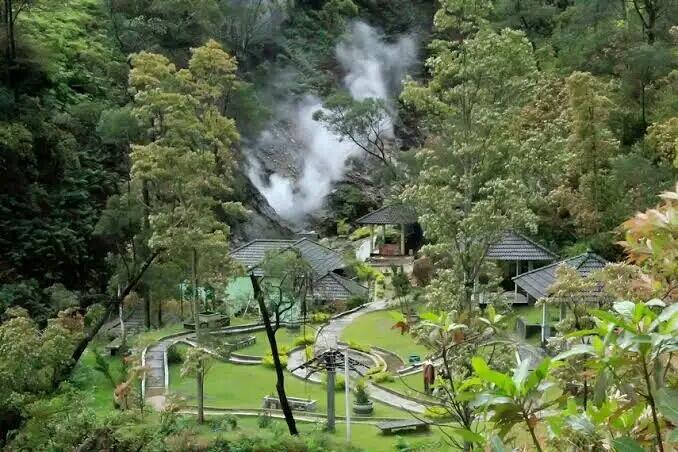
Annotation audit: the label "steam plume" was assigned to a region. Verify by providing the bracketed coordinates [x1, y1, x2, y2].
[249, 21, 416, 223]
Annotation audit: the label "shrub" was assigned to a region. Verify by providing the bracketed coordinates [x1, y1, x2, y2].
[304, 345, 314, 360]
[322, 373, 345, 391]
[412, 257, 434, 286]
[375, 285, 385, 299]
[424, 406, 453, 421]
[354, 379, 370, 404]
[365, 365, 385, 376]
[294, 334, 315, 346]
[257, 412, 272, 429]
[349, 226, 372, 241]
[262, 353, 288, 368]
[221, 414, 238, 430]
[369, 371, 394, 384]
[352, 260, 379, 282]
[347, 295, 368, 310]
[93, 348, 117, 386]
[166, 344, 184, 365]
[311, 312, 331, 323]
[347, 340, 370, 353]
[336, 218, 350, 236]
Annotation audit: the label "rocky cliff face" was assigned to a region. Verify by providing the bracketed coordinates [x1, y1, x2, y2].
[230, 164, 295, 245]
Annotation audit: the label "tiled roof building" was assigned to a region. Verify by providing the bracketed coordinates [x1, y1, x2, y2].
[486, 231, 558, 262]
[229, 238, 366, 301]
[513, 252, 608, 300]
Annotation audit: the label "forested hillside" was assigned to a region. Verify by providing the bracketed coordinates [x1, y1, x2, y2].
[0, 0, 676, 450]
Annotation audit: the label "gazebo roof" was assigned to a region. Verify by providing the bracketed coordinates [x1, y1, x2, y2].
[356, 204, 418, 225]
[229, 238, 345, 278]
[486, 231, 558, 262]
[230, 239, 296, 269]
[513, 252, 608, 300]
[313, 272, 367, 301]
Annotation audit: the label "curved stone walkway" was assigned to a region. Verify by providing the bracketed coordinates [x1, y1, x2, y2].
[288, 300, 428, 414]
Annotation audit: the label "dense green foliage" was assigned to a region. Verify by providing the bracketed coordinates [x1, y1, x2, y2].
[0, 0, 676, 450]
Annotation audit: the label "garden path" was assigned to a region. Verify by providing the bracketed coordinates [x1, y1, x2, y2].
[288, 300, 427, 414]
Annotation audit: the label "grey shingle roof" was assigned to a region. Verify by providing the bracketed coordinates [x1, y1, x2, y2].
[513, 252, 608, 300]
[313, 273, 367, 301]
[356, 204, 418, 225]
[291, 239, 346, 276]
[230, 238, 345, 278]
[486, 231, 558, 262]
[230, 240, 296, 268]
[230, 239, 295, 269]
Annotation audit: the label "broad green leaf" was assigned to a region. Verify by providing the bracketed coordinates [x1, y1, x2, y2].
[613, 301, 636, 319]
[657, 303, 678, 323]
[592, 309, 636, 332]
[612, 436, 644, 452]
[472, 357, 515, 395]
[656, 387, 678, 424]
[447, 427, 484, 444]
[512, 358, 531, 389]
[669, 428, 678, 443]
[645, 298, 666, 308]
[419, 312, 439, 322]
[554, 344, 594, 361]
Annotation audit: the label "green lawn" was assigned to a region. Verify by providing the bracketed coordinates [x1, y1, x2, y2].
[231, 327, 315, 356]
[168, 347, 407, 419]
[514, 305, 559, 324]
[70, 347, 125, 414]
[341, 310, 430, 361]
[379, 372, 439, 403]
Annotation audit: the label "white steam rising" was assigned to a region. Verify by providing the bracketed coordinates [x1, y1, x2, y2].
[249, 21, 416, 223]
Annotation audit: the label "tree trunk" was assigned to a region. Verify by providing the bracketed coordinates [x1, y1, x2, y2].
[119, 301, 126, 347]
[143, 286, 151, 330]
[59, 250, 161, 388]
[250, 274, 298, 435]
[192, 248, 201, 341]
[197, 366, 205, 424]
[156, 291, 162, 327]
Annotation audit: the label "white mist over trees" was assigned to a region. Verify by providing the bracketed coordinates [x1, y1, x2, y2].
[248, 21, 416, 223]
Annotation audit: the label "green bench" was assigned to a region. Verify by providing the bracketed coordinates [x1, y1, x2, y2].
[408, 354, 421, 364]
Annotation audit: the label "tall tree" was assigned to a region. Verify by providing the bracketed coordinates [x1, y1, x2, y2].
[126, 39, 242, 339]
[550, 71, 618, 236]
[250, 249, 314, 436]
[401, 27, 539, 313]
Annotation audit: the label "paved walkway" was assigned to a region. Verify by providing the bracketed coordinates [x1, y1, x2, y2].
[288, 300, 427, 414]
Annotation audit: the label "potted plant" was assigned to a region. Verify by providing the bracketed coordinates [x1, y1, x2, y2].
[352, 379, 374, 415]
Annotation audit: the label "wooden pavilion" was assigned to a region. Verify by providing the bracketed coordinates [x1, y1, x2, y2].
[356, 204, 418, 257]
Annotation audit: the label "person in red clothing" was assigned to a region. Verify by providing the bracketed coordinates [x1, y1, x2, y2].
[423, 359, 435, 395]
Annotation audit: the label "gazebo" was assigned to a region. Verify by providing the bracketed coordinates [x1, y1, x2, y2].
[483, 230, 559, 303]
[513, 251, 608, 341]
[356, 204, 418, 257]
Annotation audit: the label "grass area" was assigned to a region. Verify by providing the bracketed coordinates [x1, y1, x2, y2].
[131, 323, 187, 350]
[379, 373, 438, 403]
[341, 310, 430, 361]
[232, 327, 316, 356]
[168, 345, 406, 419]
[514, 305, 559, 324]
[70, 348, 125, 414]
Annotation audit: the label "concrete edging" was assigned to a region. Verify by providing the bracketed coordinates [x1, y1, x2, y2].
[371, 381, 436, 408]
